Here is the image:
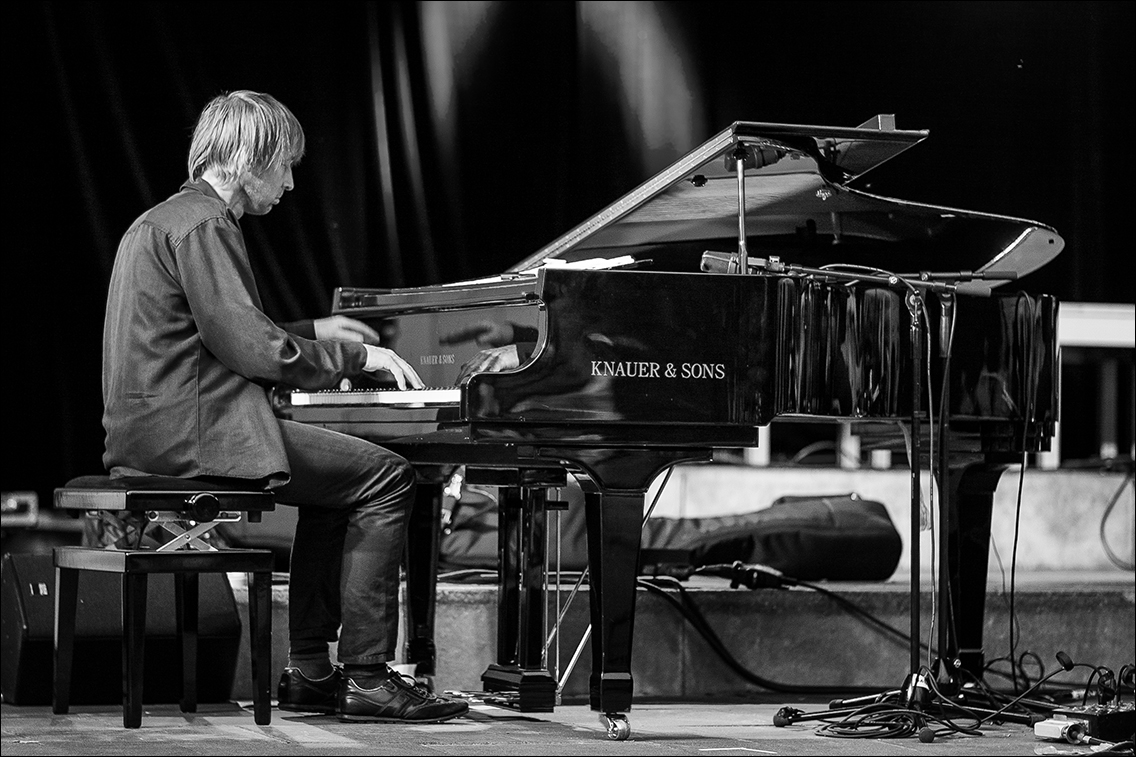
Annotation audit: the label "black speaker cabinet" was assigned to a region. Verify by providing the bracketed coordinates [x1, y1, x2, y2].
[1, 551, 242, 705]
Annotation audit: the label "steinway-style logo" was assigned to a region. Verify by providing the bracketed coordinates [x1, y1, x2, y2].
[591, 360, 725, 379]
[420, 354, 456, 365]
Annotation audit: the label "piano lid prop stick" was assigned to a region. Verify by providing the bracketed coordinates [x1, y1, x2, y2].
[733, 145, 749, 274]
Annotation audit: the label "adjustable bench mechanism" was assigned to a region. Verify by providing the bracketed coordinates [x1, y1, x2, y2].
[63, 486, 271, 552]
[143, 509, 244, 552]
[135, 491, 241, 550]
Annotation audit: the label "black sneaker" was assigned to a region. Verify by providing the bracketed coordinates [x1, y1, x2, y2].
[337, 672, 470, 723]
[277, 667, 341, 714]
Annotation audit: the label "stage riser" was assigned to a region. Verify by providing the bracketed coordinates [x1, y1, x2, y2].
[231, 580, 1134, 702]
[222, 465, 1134, 701]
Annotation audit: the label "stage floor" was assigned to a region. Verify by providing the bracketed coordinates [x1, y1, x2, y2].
[1, 694, 1115, 756]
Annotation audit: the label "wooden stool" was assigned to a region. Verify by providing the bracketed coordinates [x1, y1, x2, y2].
[52, 475, 277, 728]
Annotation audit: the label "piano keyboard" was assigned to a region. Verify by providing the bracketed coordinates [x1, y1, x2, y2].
[290, 387, 460, 408]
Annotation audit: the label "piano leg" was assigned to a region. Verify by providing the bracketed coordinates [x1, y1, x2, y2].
[404, 476, 443, 688]
[478, 473, 560, 712]
[940, 457, 1011, 681]
[470, 449, 702, 729]
[544, 446, 706, 735]
[583, 489, 643, 715]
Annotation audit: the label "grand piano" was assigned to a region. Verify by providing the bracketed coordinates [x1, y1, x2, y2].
[285, 117, 1063, 739]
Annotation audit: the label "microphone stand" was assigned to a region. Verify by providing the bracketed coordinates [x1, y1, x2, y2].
[905, 288, 924, 680]
[933, 289, 956, 691]
[730, 256, 1047, 737]
[756, 256, 936, 673]
[752, 257, 944, 733]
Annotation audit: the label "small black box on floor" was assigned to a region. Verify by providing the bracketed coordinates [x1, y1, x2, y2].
[0, 552, 241, 705]
[1052, 703, 1136, 743]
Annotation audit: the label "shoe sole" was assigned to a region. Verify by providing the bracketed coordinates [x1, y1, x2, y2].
[336, 711, 467, 724]
[278, 703, 336, 714]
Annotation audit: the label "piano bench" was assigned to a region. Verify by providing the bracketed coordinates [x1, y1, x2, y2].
[51, 475, 276, 728]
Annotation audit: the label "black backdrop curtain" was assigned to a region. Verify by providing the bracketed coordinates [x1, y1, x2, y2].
[5, 0, 1133, 506]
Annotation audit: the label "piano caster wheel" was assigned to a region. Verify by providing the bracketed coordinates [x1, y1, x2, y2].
[600, 713, 631, 741]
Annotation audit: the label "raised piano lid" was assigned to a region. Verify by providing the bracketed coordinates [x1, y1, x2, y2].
[507, 117, 1064, 286]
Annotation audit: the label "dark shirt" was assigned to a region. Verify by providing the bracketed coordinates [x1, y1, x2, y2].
[102, 179, 367, 485]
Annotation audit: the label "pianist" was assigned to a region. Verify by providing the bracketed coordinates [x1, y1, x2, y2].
[100, 90, 468, 724]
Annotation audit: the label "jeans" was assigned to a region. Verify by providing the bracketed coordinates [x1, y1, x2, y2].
[272, 419, 415, 665]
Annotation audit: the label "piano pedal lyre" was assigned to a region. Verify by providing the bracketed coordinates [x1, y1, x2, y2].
[464, 466, 566, 712]
[544, 493, 570, 705]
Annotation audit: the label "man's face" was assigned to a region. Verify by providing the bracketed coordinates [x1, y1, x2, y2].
[238, 161, 294, 216]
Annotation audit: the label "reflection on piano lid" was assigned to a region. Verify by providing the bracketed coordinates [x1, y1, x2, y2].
[508, 118, 1064, 286]
[290, 387, 459, 408]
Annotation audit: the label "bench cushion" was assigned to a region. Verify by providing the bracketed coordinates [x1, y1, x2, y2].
[54, 475, 276, 513]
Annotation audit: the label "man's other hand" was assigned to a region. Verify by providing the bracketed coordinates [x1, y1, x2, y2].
[314, 315, 381, 345]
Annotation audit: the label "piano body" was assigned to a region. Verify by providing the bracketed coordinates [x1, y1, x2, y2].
[286, 117, 1063, 735]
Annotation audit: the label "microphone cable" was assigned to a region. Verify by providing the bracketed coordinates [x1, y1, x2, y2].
[637, 573, 890, 696]
[809, 652, 1082, 742]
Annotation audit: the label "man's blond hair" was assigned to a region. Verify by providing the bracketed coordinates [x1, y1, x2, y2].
[187, 90, 305, 183]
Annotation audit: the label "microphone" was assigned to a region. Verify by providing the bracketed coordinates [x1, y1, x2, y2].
[701, 250, 993, 297]
[700, 250, 761, 274]
[938, 291, 955, 357]
[902, 270, 1019, 281]
[910, 270, 1006, 298]
[975, 651, 1079, 726]
[953, 281, 993, 298]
